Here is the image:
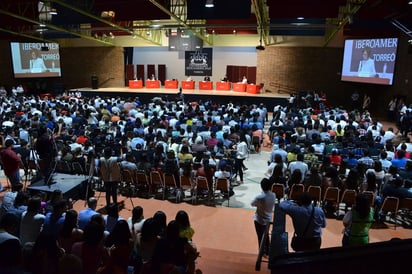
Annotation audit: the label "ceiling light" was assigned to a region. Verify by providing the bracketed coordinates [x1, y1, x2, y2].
[297, 17, 304, 20]
[49, 8, 57, 15]
[409, 1, 412, 5]
[205, 0, 214, 8]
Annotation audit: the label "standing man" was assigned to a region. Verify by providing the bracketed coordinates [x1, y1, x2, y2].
[0, 139, 23, 191]
[279, 192, 326, 252]
[98, 146, 122, 208]
[251, 178, 276, 257]
[35, 125, 57, 185]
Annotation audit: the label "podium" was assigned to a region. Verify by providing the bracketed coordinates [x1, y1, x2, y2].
[165, 80, 178, 89]
[233, 83, 246, 92]
[216, 82, 231, 91]
[129, 80, 143, 88]
[146, 80, 160, 88]
[246, 84, 261, 94]
[199, 81, 213, 90]
[182, 80, 195, 89]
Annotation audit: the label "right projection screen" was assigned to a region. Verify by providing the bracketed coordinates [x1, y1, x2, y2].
[341, 37, 398, 85]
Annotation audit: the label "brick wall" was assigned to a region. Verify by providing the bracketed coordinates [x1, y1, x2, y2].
[257, 36, 412, 116]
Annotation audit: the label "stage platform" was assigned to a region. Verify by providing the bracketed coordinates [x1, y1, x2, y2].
[70, 86, 289, 111]
[27, 173, 88, 200]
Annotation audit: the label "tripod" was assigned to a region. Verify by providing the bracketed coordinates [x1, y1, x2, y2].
[84, 153, 96, 207]
[25, 133, 42, 186]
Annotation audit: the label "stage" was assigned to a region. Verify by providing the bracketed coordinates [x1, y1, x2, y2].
[27, 173, 88, 200]
[69, 86, 290, 111]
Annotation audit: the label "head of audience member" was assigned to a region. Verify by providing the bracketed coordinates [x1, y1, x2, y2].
[131, 206, 144, 224]
[140, 217, 161, 242]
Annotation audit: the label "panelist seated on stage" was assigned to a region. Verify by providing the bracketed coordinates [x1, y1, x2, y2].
[186, 76, 193, 81]
[204, 76, 211, 81]
[240, 75, 248, 84]
[148, 74, 156, 80]
[221, 75, 229, 82]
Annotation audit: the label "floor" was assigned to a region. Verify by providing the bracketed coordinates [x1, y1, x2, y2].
[1, 121, 412, 274]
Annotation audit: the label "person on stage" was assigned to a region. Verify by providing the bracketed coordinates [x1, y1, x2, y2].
[30, 49, 47, 73]
[358, 48, 377, 78]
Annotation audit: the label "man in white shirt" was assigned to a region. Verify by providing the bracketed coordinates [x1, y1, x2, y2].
[288, 153, 308, 182]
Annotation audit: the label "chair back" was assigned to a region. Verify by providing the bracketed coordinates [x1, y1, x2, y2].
[381, 196, 399, 213]
[323, 187, 340, 204]
[215, 178, 229, 193]
[289, 184, 305, 201]
[399, 197, 412, 212]
[196, 176, 209, 191]
[180, 175, 193, 190]
[340, 189, 357, 207]
[163, 173, 177, 188]
[136, 170, 149, 187]
[307, 185, 322, 204]
[150, 170, 164, 187]
[122, 169, 135, 184]
[271, 183, 285, 200]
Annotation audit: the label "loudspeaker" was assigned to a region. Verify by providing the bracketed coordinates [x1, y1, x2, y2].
[91, 76, 98, 89]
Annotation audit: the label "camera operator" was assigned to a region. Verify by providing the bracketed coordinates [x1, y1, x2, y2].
[35, 123, 62, 185]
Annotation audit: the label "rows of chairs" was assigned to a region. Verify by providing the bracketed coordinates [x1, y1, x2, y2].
[270, 183, 412, 227]
[118, 168, 232, 207]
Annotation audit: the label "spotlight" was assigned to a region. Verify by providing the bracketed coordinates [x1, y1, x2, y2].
[205, 0, 214, 8]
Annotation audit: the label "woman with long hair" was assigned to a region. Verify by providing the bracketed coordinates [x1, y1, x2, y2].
[342, 193, 374, 246]
[58, 209, 83, 254]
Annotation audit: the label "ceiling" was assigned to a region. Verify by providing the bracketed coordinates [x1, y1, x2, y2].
[0, 0, 411, 47]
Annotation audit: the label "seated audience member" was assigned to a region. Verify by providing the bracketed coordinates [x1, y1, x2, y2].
[20, 196, 46, 245]
[71, 222, 110, 274]
[78, 197, 99, 230]
[0, 213, 22, 272]
[391, 150, 408, 170]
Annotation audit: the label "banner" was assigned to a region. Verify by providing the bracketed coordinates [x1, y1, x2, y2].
[185, 48, 213, 76]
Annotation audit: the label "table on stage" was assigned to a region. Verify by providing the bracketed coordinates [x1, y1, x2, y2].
[182, 80, 195, 89]
[246, 84, 261, 94]
[341, 76, 390, 85]
[165, 80, 178, 89]
[129, 80, 143, 88]
[216, 81, 231, 91]
[199, 81, 213, 90]
[233, 83, 246, 92]
[146, 80, 160, 88]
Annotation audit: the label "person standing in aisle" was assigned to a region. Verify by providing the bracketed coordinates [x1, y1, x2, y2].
[98, 146, 122, 208]
[251, 178, 276, 257]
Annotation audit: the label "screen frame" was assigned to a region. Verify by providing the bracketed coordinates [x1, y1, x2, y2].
[10, 42, 62, 79]
[340, 37, 399, 86]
